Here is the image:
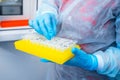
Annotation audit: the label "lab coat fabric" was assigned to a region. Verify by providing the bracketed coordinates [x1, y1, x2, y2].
[37, 0, 120, 80]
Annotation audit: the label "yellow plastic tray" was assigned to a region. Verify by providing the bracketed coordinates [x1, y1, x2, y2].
[14, 39, 80, 64]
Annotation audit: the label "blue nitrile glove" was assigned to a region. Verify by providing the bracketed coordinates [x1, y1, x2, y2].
[40, 58, 50, 62]
[29, 13, 57, 40]
[64, 48, 98, 71]
[40, 48, 98, 71]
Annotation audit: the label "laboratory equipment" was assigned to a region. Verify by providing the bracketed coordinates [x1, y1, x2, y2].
[14, 30, 80, 64]
[0, 0, 37, 41]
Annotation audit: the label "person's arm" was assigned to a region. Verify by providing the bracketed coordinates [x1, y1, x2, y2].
[29, 0, 61, 39]
[37, 0, 60, 18]
[65, 14, 120, 77]
[64, 1, 120, 78]
[94, 4, 120, 77]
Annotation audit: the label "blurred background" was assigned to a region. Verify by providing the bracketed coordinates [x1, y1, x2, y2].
[0, 0, 52, 80]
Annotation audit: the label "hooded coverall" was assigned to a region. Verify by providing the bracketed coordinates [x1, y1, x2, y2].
[36, 0, 120, 80]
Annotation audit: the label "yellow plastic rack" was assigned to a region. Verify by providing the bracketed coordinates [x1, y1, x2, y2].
[14, 33, 80, 64]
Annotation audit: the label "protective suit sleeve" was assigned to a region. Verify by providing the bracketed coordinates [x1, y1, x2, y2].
[37, 0, 61, 17]
[93, 7, 120, 77]
[94, 47, 120, 77]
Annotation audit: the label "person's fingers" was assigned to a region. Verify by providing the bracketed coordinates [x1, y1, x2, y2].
[39, 20, 50, 39]
[64, 55, 78, 66]
[51, 15, 57, 36]
[29, 13, 57, 40]
[40, 58, 50, 62]
[33, 20, 43, 34]
[72, 48, 86, 56]
[44, 16, 54, 39]
[29, 19, 43, 35]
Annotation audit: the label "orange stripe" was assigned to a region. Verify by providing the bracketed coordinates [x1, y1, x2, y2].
[1, 19, 29, 28]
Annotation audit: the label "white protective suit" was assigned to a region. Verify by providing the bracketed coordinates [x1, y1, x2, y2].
[37, 0, 120, 80]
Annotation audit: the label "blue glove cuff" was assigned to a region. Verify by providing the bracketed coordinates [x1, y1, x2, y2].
[89, 55, 98, 70]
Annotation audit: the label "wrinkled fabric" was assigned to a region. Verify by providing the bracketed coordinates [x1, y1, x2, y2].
[94, 47, 120, 77]
[116, 16, 120, 48]
[94, 16, 120, 78]
[37, 0, 120, 80]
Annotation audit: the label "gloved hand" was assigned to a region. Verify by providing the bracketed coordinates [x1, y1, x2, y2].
[29, 13, 57, 40]
[40, 47, 98, 71]
[40, 58, 50, 62]
[64, 48, 98, 71]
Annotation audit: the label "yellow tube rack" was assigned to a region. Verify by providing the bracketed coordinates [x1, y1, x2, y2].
[14, 34, 80, 64]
